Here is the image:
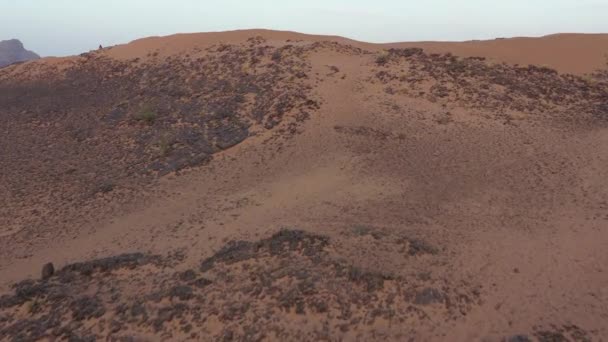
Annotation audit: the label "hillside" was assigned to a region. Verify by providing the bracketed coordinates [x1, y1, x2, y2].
[0, 39, 39, 68]
[0, 30, 607, 341]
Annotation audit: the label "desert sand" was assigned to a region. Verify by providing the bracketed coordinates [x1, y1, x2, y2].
[0, 29, 607, 341]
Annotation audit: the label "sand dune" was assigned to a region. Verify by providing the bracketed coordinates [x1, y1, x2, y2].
[392, 33, 608, 75]
[102, 30, 608, 74]
[0, 30, 607, 341]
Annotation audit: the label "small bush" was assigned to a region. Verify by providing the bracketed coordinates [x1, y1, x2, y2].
[27, 299, 43, 314]
[157, 134, 175, 157]
[389, 47, 423, 58]
[135, 107, 157, 124]
[375, 51, 391, 65]
[271, 50, 282, 62]
[352, 225, 372, 236]
[97, 181, 114, 194]
[582, 74, 598, 85]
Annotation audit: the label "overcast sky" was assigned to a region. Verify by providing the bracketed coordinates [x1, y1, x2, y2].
[2, 0, 608, 56]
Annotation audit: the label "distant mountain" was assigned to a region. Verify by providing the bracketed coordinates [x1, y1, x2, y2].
[0, 39, 40, 67]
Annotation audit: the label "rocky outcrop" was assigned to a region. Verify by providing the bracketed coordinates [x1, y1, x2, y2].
[0, 39, 40, 67]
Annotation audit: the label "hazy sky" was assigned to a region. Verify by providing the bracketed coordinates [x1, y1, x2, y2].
[2, 0, 608, 56]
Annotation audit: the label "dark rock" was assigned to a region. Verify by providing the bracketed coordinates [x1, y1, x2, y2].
[41, 262, 55, 280]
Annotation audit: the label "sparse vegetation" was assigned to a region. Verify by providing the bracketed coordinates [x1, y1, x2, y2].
[327, 65, 340, 74]
[2, 31, 607, 342]
[352, 224, 372, 236]
[97, 181, 114, 194]
[157, 134, 175, 157]
[582, 74, 599, 85]
[375, 51, 390, 65]
[134, 107, 157, 124]
[271, 50, 282, 62]
[27, 298, 43, 314]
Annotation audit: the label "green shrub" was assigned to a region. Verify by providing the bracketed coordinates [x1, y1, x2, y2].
[158, 134, 175, 157]
[135, 107, 157, 124]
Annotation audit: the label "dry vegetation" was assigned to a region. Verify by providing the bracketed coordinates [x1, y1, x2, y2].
[1, 31, 607, 341]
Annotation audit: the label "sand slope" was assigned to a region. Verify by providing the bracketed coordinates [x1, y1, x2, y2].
[107, 30, 608, 74]
[0, 30, 607, 341]
[392, 33, 608, 75]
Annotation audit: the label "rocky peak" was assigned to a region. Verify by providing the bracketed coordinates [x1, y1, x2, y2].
[0, 39, 40, 67]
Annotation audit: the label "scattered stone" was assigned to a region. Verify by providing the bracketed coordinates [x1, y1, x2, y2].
[41, 263, 55, 280]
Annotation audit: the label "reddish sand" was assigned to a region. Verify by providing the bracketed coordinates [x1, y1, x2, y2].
[0, 30, 607, 341]
[103, 30, 608, 75]
[392, 33, 608, 75]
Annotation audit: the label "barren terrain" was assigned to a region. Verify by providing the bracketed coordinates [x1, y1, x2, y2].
[1, 30, 607, 341]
